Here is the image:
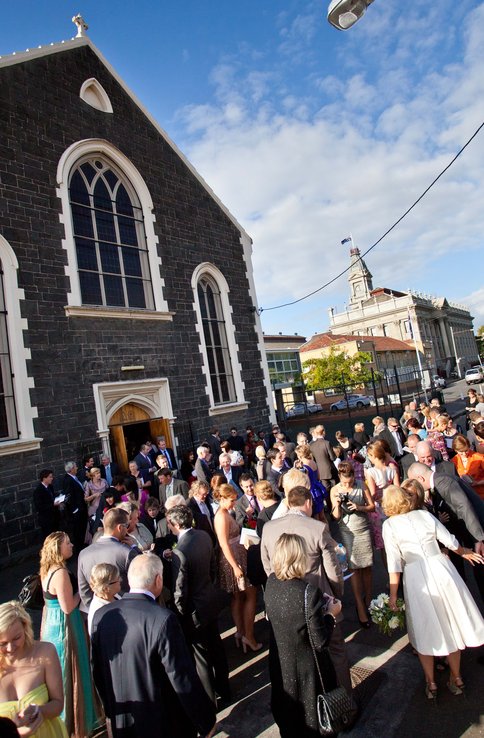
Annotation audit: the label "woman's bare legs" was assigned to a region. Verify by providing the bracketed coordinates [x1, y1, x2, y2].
[350, 569, 368, 623]
[362, 566, 373, 607]
[242, 586, 260, 646]
[231, 591, 245, 637]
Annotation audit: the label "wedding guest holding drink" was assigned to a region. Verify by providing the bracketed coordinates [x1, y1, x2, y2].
[382, 484, 484, 700]
[0, 601, 67, 738]
[213, 484, 261, 653]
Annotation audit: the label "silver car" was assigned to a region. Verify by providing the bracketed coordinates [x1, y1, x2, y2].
[465, 366, 484, 385]
[330, 394, 372, 411]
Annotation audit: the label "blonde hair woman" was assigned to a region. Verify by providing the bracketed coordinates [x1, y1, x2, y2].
[87, 564, 121, 636]
[264, 534, 341, 738]
[382, 485, 484, 699]
[213, 484, 261, 653]
[0, 601, 66, 737]
[39, 533, 101, 736]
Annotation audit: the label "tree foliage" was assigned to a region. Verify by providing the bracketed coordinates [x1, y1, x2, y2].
[303, 348, 376, 391]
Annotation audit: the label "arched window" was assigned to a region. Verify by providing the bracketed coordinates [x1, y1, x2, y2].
[0, 259, 17, 440]
[197, 275, 236, 405]
[69, 157, 154, 310]
[192, 263, 247, 415]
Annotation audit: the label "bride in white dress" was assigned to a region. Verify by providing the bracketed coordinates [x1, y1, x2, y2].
[382, 484, 484, 700]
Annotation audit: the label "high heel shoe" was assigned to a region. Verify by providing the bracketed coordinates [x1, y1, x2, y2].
[355, 606, 371, 629]
[425, 682, 438, 700]
[241, 636, 262, 654]
[234, 632, 243, 649]
[447, 677, 464, 695]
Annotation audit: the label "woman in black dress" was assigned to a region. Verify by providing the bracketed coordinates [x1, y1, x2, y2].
[264, 533, 341, 738]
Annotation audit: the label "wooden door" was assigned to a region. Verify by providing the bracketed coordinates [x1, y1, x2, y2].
[109, 404, 151, 472]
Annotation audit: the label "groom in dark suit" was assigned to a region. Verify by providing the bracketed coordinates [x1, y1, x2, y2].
[167, 506, 230, 706]
[91, 553, 216, 738]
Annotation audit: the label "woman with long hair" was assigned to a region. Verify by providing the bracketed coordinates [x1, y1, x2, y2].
[39, 533, 101, 737]
[331, 461, 374, 627]
[451, 434, 484, 500]
[364, 441, 399, 560]
[382, 485, 484, 699]
[264, 533, 341, 738]
[213, 483, 261, 653]
[0, 601, 67, 737]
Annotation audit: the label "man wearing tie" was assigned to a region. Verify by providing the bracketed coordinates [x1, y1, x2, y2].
[100, 455, 120, 486]
[62, 461, 89, 553]
[155, 436, 177, 470]
[188, 480, 217, 546]
[234, 474, 260, 528]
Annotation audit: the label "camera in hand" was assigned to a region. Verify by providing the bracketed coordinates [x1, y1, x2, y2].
[339, 492, 354, 516]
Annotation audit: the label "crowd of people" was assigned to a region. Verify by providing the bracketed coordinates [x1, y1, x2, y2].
[1, 401, 484, 737]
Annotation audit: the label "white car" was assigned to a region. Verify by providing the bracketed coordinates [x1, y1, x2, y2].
[330, 394, 372, 411]
[465, 366, 484, 385]
[432, 375, 446, 388]
[286, 402, 323, 417]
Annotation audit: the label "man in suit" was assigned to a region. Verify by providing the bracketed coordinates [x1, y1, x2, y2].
[415, 440, 456, 476]
[157, 468, 189, 512]
[77, 507, 139, 612]
[155, 435, 178, 470]
[408, 462, 484, 600]
[188, 480, 216, 546]
[234, 474, 260, 529]
[167, 506, 230, 706]
[195, 445, 213, 485]
[276, 432, 296, 464]
[218, 452, 242, 492]
[77, 454, 95, 485]
[62, 461, 89, 554]
[99, 455, 121, 486]
[134, 443, 157, 482]
[261, 486, 351, 693]
[378, 418, 406, 459]
[206, 428, 222, 464]
[91, 553, 216, 738]
[310, 425, 336, 490]
[226, 427, 245, 453]
[266, 448, 287, 494]
[33, 469, 61, 540]
[400, 434, 421, 479]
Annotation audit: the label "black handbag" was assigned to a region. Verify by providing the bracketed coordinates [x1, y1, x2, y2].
[304, 585, 358, 735]
[18, 573, 44, 610]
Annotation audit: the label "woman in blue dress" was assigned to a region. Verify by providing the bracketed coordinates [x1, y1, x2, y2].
[39, 532, 102, 737]
[295, 444, 327, 519]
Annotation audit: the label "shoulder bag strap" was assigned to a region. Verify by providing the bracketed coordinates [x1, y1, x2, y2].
[45, 567, 64, 593]
[304, 583, 327, 694]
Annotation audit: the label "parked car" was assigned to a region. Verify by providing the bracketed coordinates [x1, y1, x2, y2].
[432, 374, 446, 388]
[330, 394, 372, 411]
[465, 366, 484, 385]
[286, 402, 323, 417]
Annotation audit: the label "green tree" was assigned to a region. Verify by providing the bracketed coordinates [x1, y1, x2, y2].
[302, 348, 376, 391]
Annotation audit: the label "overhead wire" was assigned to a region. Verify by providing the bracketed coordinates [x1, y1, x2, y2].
[259, 119, 484, 313]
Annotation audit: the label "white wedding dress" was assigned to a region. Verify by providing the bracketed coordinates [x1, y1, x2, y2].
[382, 509, 484, 655]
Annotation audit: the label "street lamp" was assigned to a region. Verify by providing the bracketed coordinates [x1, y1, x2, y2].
[327, 0, 375, 30]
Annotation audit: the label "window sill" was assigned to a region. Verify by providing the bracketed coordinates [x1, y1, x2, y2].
[64, 306, 175, 321]
[209, 401, 249, 416]
[0, 437, 43, 457]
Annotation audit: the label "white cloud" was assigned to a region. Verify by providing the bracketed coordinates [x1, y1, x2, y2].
[174, 0, 484, 334]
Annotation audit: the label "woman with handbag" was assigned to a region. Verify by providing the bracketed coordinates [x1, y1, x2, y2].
[265, 533, 353, 738]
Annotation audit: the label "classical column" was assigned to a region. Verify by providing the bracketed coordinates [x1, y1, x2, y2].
[438, 318, 451, 357]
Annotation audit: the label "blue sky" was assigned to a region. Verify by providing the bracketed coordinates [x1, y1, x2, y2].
[2, 0, 484, 339]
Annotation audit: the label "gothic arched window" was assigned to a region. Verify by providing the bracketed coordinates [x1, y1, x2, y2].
[197, 275, 236, 405]
[69, 157, 154, 309]
[0, 259, 17, 440]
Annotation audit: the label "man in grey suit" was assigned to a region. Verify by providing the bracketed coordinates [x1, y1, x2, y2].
[77, 507, 139, 612]
[167, 506, 230, 706]
[415, 441, 456, 476]
[261, 486, 351, 692]
[310, 425, 336, 489]
[157, 468, 189, 512]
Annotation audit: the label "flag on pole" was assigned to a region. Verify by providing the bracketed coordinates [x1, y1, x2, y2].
[341, 237, 352, 245]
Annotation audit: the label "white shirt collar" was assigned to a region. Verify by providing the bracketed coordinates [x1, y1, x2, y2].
[129, 589, 155, 600]
[178, 528, 190, 540]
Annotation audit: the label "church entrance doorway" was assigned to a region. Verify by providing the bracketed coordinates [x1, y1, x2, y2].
[108, 402, 173, 472]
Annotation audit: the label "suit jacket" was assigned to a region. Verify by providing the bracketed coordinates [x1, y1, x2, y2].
[32, 482, 60, 536]
[100, 462, 121, 483]
[62, 473, 87, 526]
[218, 465, 243, 488]
[77, 536, 139, 611]
[188, 497, 216, 546]
[207, 434, 222, 462]
[155, 447, 178, 470]
[379, 427, 406, 458]
[261, 512, 343, 607]
[234, 494, 259, 529]
[310, 438, 336, 481]
[158, 478, 189, 509]
[134, 452, 154, 476]
[91, 593, 216, 738]
[171, 528, 225, 627]
[433, 471, 484, 543]
[194, 458, 212, 485]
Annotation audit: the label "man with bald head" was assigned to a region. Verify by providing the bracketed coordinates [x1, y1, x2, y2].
[400, 434, 421, 479]
[408, 461, 484, 600]
[415, 440, 455, 476]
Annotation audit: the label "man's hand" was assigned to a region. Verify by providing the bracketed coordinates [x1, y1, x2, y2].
[438, 511, 450, 524]
[475, 541, 484, 557]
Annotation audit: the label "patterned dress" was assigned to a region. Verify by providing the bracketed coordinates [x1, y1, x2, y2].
[217, 513, 249, 592]
[365, 465, 396, 550]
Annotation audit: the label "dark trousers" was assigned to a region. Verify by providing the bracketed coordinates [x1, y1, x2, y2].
[189, 620, 230, 704]
[450, 551, 484, 604]
[328, 622, 352, 694]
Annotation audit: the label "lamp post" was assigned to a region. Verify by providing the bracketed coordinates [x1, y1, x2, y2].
[327, 0, 375, 30]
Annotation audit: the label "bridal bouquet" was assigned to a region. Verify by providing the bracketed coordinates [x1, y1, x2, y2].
[368, 593, 405, 636]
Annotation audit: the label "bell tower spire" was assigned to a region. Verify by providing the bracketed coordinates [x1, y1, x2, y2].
[347, 246, 373, 306]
